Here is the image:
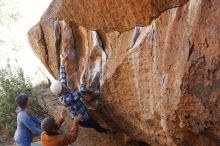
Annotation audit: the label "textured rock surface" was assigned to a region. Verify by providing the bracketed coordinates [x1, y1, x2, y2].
[56, 0, 188, 32]
[28, 0, 220, 145]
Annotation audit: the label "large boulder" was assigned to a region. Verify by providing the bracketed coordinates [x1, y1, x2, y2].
[28, 0, 220, 145]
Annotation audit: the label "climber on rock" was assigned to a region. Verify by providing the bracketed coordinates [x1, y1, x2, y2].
[41, 109, 81, 146]
[49, 51, 111, 133]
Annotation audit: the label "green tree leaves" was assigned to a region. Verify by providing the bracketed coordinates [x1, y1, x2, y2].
[0, 62, 48, 135]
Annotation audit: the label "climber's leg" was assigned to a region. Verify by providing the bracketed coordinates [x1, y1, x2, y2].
[79, 117, 108, 133]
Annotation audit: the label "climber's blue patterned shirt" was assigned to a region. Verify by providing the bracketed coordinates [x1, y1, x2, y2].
[58, 65, 89, 121]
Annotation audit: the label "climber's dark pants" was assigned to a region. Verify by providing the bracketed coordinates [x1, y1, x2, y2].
[79, 117, 108, 133]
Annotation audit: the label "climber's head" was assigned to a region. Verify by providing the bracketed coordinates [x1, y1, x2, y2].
[41, 116, 59, 136]
[50, 80, 63, 96]
[15, 93, 32, 109]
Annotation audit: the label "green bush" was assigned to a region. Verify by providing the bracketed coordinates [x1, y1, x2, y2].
[0, 62, 48, 136]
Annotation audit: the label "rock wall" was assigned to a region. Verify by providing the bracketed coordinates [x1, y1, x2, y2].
[28, 0, 220, 145]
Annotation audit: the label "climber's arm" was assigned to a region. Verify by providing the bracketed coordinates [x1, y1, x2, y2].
[67, 84, 86, 102]
[70, 84, 86, 101]
[71, 67, 87, 100]
[60, 65, 67, 86]
[60, 53, 68, 86]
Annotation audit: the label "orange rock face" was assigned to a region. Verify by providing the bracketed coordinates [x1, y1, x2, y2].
[28, 0, 220, 145]
[57, 0, 188, 32]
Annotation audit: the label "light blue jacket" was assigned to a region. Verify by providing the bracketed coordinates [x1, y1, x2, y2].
[14, 108, 42, 146]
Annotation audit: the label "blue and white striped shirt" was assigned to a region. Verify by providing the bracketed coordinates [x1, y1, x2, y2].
[58, 65, 89, 121]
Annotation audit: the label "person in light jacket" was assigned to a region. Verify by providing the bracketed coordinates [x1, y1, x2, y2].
[14, 93, 42, 146]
